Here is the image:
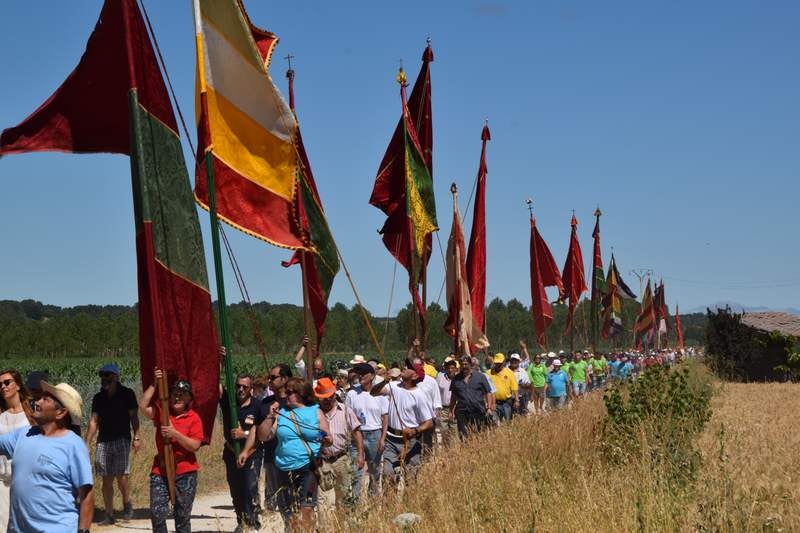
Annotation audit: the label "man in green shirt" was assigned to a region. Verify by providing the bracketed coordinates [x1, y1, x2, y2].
[569, 352, 589, 397]
[590, 352, 608, 390]
[526, 353, 548, 414]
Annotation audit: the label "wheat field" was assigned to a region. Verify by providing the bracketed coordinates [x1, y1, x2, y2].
[341, 369, 799, 532]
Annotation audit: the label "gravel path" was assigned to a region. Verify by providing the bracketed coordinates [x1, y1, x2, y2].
[95, 490, 284, 533]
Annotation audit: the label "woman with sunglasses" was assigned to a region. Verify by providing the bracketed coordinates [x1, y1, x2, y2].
[0, 369, 33, 530]
[139, 369, 204, 533]
[242, 377, 330, 532]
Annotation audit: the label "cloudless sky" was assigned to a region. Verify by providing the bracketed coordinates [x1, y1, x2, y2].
[0, 1, 798, 316]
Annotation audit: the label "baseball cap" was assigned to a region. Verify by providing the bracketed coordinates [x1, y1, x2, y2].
[352, 363, 375, 376]
[552, 359, 562, 366]
[509, 353, 521, 361]
[492, 353, 505, 364]
[98, 363, 120, 376]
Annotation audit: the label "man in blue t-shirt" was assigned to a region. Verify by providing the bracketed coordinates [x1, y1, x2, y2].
[0, 381, 93, 533]
[545, 360, 570, 411]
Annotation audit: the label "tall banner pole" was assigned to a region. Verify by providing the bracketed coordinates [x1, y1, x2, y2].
[204, 151, 240, 455]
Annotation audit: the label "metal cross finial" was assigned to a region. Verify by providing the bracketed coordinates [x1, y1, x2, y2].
[285, 53, 294, 69]
[427, 36, 432, 46]
[526, 198, 534, 218]
[594, 205, 602, 217]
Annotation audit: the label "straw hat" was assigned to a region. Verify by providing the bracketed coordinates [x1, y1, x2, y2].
[40, 381, 83, 425]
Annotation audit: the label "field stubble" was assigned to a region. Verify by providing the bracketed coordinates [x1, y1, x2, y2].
[341, 365, 799, 532]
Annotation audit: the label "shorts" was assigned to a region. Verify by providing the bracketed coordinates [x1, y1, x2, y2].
[532, 386, 546, 399]
[95, 438, 131, 476]
[572, 381, 587, 395]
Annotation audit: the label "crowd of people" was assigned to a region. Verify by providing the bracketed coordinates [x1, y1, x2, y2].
[0, 342, 692, 532]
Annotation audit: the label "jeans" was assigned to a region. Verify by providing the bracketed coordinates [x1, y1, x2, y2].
[383, 435, 422, 483]
[548, 395, 566, 410]
[224, 446, 263, 528]
[572, 381, 587, 396]
[515, 392, 529, 415]
[263, 461, 281, 512]
[591, 375, 605, 390]
[150, 472, 197, 533]
[496, 400, 513, 422]
[352, 429, 382, 501]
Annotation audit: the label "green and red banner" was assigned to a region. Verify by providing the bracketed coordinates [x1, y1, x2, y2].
[0, 0, 219, 441]
[282, 69, 339, 345]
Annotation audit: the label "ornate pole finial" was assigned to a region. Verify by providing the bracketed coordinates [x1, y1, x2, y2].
[285, 53, 295, 78]
[526, 197, 534, 218]
[396, 59, 407, 87]
[450, 182, 458, 195]
[594, 205, 602, 217]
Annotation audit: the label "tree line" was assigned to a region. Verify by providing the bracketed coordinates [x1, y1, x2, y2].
[0, 298, 706, 359]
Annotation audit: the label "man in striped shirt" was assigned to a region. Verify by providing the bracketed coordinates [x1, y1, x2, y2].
[315, 378, 363, 515]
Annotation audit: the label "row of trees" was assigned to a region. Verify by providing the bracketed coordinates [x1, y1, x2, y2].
[0, 298, 705, 359]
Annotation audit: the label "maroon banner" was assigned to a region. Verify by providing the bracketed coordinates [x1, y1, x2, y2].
[466, 124, 490, 336]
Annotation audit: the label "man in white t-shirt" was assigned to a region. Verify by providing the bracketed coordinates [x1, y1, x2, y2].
[411, 357, 441, 452]
[346, 364, 388, 500]
[371, 369, 433, 487]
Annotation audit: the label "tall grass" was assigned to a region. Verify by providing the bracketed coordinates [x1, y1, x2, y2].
[337, 361, 799, 532]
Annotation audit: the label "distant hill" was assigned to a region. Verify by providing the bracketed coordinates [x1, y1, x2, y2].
[687, 301, 800, 316]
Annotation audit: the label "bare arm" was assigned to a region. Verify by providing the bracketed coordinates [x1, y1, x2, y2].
[129, 408, 141, 451]
[294, 336, 309, 363]
[139, 384, 156, 420]
[317, 409, 332, 446]
[162, 425, 201, 453]
[84, 413, 98, 446]
[78, 485, 94, 530]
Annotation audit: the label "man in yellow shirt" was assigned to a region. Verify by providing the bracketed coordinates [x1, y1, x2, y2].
[487, 353, 519, 421]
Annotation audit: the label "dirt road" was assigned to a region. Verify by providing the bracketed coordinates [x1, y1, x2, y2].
[96, 490, 283, 533]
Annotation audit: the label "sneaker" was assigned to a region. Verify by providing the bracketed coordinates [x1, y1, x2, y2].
[122, 501, 134, 520]
[98, 516, 116, 526]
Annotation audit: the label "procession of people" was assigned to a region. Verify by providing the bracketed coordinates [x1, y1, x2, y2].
[0, 338, 693, 533]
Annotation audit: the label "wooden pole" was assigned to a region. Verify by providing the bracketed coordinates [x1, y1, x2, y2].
[300, 252, 316, 370]
[157, 372, 177, 505]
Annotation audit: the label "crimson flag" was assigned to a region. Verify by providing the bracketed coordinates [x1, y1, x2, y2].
[561, 214, 588, 334]
[675, 304, 685, 350]
[1, 0, 219, 440]
[529, 216, 564, 348]
[466, 123, 490, 336]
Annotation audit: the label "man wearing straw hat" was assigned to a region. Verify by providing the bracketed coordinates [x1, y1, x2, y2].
[0, 381, 94, 533]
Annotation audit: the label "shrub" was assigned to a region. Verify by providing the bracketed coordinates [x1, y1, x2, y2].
[602, 362, 713, 487]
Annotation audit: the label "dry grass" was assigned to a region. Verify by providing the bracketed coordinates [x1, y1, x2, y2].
[337, 364, 800, 532]
[91, 417, 227, 512]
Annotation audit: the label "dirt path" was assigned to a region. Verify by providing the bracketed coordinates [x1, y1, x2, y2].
[96, 490, 283, 533]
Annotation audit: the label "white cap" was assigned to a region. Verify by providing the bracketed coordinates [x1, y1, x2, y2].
[509, 353, 521, 361]
[558, 350, 565, 355]
[548, 351, 556, 358]
[552, 359, 562, 366]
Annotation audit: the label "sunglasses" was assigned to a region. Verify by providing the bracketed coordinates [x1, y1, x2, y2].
[268, 375, 281, 381]
[235, 384, 251, 390]
[0, 379, 15, 388]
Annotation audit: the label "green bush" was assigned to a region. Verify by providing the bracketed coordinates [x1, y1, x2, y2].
[602, 362, 713, 487]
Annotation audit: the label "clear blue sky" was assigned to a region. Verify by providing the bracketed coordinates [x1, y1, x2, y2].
[1, 1, 798, 316]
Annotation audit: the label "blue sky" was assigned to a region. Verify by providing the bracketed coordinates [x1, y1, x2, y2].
[0, 1, 798, 315]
